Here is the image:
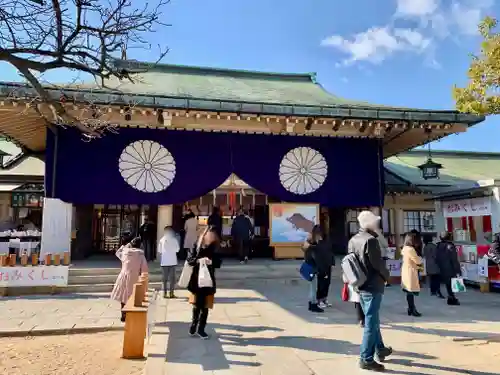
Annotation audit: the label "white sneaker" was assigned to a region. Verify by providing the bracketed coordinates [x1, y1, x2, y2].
[318, 301, 332, 309]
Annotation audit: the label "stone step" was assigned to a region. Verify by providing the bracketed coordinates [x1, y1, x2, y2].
[69, 269, 302, 285]
[65, 260, 306, 293]
[68, 274, 164, 285]
[66, 277, 304, 293]
[69, 261, 302, 276]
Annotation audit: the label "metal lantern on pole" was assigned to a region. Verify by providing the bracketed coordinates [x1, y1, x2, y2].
[418, 129, 442, 180]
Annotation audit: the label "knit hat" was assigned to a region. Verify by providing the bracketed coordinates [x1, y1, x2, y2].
[357, 210, 381, 230]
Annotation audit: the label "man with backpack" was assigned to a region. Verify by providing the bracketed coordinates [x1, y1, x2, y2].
[344, 210, 392, 372]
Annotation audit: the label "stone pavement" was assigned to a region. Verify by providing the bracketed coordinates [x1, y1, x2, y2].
[0, 293, 124, 336]
[146, 277, 500, 375]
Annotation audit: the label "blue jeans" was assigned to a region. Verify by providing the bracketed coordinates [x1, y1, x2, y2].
[308, 275, 317, 303]
[359, 292, 385, 362]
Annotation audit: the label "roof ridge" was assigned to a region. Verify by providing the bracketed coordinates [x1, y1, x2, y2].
[404, 149, 500, 157]
[113, 59, 316, 82]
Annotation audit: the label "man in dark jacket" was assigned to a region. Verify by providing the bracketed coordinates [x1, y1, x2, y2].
[139, 217, 156, 261]
[348, 210, 392, 372]
[231, 209, 254, 263]
[436, 231, 461, 306]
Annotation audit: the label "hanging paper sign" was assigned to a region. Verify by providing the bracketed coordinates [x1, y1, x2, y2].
[443, 197, 491, 218]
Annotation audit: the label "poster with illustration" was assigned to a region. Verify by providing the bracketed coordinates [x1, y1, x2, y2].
[269, 203, 319, 245]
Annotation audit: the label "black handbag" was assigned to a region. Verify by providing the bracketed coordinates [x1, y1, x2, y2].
[213, 253, 222, 269]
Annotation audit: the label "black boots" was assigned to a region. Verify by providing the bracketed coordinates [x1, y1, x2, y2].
[120, 303, 126, 322]
[407, 308, 422, 317]
[447, 297, 460, 305]
[164, 291, 176, 299]
[189, 307, 209, 339]
[406, 294, 422, 317]
[189, 307, 199, 336]
[197, 308, 209, 339]
[308, 302, 324, 313]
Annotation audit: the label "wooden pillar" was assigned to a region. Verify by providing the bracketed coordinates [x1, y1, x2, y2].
[156, 205, 173, 245]
[394, 208, 404, 250]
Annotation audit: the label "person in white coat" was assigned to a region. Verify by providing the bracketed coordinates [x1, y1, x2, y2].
[158, 226, 180, 298]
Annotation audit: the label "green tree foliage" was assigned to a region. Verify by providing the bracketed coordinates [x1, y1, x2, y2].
[454, 17, 500, 115]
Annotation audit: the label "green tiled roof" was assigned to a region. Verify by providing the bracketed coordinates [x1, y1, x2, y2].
[0, 60, 485, 123]
[106, 61, 366, 107]
[385, 150, 500, 190]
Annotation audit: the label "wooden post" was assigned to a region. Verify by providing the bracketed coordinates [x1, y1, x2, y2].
[122, 285, 149, 359]
[8, 254, 16, 266]
[53, 254, 61, 266]
[122, 308, 148, 359]
[143, 275, 149, 301]
[63, 252, 70, 265]
[45, 254, 52, 265]
[139, 274, 149, 302]
[21, 254, 28, 266]
[32, 254, 38, 266]
[133, 283, 144, 307]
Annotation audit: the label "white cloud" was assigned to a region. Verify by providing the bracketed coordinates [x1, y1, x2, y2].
[395, 0, 493, 38]
[395, 0, 439, 17]
[321, 27, 431, 66]
[321, 0, 494, 68]
[451, 3, 485, 35]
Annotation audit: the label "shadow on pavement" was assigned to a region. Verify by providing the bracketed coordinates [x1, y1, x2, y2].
[384, 323, 500, 341]
[245, 276, 500, 328]
[162, 321, 435, 371]
[214, 296, 268, 304]
[386, 358, 500, 375]
[2, 293, 111, 301]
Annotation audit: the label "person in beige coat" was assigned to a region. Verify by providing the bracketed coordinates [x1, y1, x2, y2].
[401, 232, 424, 317]
[111, 237, 149, 322]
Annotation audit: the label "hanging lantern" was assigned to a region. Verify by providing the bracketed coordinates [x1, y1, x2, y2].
[418, 157, 443, 180]
[418, 128, 443, 180]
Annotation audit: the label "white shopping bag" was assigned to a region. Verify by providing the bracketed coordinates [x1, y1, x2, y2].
[451, 277, 467, 293]
[198, 261, 213, 288]
[178, 261, 193, 288]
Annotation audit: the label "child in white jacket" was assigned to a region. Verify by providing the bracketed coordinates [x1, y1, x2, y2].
[158, 226, 180, 298]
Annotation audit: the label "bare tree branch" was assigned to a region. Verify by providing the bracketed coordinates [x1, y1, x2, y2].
[0, 0, 170, 138]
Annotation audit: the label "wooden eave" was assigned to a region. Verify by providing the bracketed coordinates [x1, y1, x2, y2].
[0, 82, 481, 156]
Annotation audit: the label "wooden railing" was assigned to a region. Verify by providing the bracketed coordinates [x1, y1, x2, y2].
[122, 272, 156, 359]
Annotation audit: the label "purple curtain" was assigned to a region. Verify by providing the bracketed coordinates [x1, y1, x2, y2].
[46, 128, 383, 207]
[46, 128, 233, 204]
[230, 133, 383, 207]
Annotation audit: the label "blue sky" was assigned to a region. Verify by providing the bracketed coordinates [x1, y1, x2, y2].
[1, 0, 498, 152]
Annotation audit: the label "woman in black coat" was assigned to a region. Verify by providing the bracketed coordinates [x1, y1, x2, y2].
[435, 231, 461, 306]
[186, 226, 218, 339]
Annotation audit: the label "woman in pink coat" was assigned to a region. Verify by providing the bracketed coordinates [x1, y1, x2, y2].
[111, 237, 148, 322]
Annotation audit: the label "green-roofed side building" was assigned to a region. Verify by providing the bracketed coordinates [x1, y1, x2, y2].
[380, 150, 500, 254]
